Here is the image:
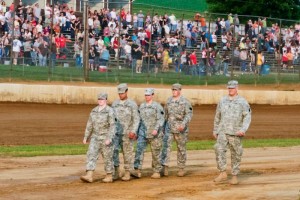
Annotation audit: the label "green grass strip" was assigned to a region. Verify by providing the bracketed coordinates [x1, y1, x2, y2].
[1, 138, 300, 157]
[1, 65, 299, 85]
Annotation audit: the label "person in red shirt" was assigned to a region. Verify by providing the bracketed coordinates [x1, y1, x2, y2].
[55, 34, 60, 57]
[189, 50, 197, 76]
[113, 36, 119, 60]
[59, 34, 72, 57]
[9, 2, 14, 11]
[120, 8, 126, 20]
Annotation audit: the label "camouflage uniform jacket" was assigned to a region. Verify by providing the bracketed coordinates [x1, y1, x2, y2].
[165, 95, 193, 134]
[138, 101, 165, 138]
[112, 98, 140, 134]
[84, 105, 116, 142]
[213, 95, 251, 136]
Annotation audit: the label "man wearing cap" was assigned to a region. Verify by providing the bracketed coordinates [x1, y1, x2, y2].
[80, 92, 116, 183]
[162, 83, 193, 177]
[131, 88, 165, 179]
[112, 83, 140, 181]
[213, 80, 251, 185]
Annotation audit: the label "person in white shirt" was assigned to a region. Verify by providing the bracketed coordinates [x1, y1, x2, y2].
[169, 14, 177, 33]
[4, 10, 11, 22]
[12, 36, 23, 65]
[97, 36, 104, 48]
[45, 3, 51, 24]
[88, 16, 94, 29]
[33, 3, 41, 22]
[36, 22, 43, 33]
[124, 43, 132, 65]
[110, 8, 117, 20]
[126, 13, 132, 27]
[164, 24, 170, 36]
[108, 19, 116, 29]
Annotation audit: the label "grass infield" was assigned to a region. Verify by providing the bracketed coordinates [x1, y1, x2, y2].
[1, 138, 300, 157]
[0, 65, 299, 85]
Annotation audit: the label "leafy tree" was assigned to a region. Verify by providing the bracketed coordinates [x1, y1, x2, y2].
[207, 0, 300, 21]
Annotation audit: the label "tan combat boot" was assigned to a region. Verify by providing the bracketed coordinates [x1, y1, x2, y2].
[214, 171, 227, 183]
[151, 172, 161, 179]
[130, 169, 142, 178]
[177, 168, 186, 177]
[80, 170, 94, 183]
[122, 170, 131, 181]
[230, 175, 239, 185]
[102, 173, 113, 183]
[113, 166, 120, 180]
[163, 166, 169, 176]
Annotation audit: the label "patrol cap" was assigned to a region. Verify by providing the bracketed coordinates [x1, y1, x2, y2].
[145, 88, 154, 95]
[172, 83, 182, 90]
[227, 80, 238, 89]
[117, 83, 128, 93]
[97, 92, 108, 100]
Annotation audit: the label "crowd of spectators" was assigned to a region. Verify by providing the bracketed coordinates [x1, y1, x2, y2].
[1, 0, 299, 75]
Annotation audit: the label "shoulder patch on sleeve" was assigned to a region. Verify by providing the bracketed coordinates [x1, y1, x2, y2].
[161, 111, 164, 115]
[189, 107, 193, 111]
[115, 118, 118, 122]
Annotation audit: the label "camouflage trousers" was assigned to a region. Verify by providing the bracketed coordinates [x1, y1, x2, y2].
[133, 134, 163, 173]
[161, 123, 188, 169]
[160, 124, 170, 166]
[214, 134, 243, 175]
[113, 132, 134, 171]
[86, 137, 114, 173]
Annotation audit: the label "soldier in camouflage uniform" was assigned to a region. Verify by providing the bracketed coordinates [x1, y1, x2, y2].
[80, 92, 116, 183]
[131, 88, 165, 179]
[112, 83, 140, 181]
[163, 83, 193, 177]
[213, 80, 251, 185]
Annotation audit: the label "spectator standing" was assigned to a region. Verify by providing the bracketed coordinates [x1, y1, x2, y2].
[222, 48, 230, 76]
[88, 47, 95, 71]
[169, 14, 177, 33]
[38, 41, 48, 67]
[239, 49, 248, 74]
[135, 45, 143, 73]
[125, 12, 132, 27]
[23, 38, 32, 66]
[99, 46, 110, 67]
[162, 48, 170, 72]
[137, 10, 144, 29]
[200, 14, 207, 32]
[133, 13, 138, 29]
[213, 80, 251, 185]
[74, 41, 81, 67]
[256, 50, 264, 74]
[33, 3, 41, 22]
[12, 36, 22, 65]
[190, 50, 197, 76]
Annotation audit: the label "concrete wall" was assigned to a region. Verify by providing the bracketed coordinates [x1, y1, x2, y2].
[1, 83, 300, 105]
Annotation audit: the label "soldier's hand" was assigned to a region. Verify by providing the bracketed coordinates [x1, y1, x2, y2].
[178, 125, 185, 132]
[152, 130, 158, 136]
[128, 132, 137, 140]
[83, 138, 88, 144]
[236, 131, 245, 137]
[213, 133, 218, 139]
[105, 139, 111, 146]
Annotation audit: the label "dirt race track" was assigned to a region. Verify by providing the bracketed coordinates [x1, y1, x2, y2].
[0, 102, 300, 199]
[0, 148, 300, 200]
